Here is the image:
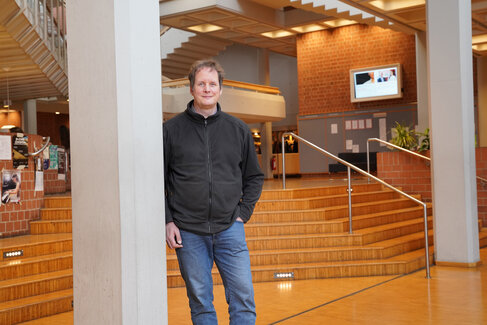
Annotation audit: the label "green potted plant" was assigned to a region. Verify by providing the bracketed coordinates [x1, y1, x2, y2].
[417, 128, 430, 153]
[390, 121, 417, 150]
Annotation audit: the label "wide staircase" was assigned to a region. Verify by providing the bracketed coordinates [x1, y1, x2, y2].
[0, 196, 72, 324]
[167, 182, 487, 287]
[1, 183, 487, 323]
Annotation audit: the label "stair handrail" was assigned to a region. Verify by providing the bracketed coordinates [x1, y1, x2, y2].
[282, 132, 431, 278]
[28, 137, 51, 157]
[367, 137, 486, 185]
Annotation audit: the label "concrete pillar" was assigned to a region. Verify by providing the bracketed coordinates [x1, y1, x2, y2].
[258, 48, 273, 178]
[426, 0, 480, 265]
[477, 56, 487, 147]
[23, 99, 37, 134]
[415, 31, 429, 133]
[66, 0, 166, 324]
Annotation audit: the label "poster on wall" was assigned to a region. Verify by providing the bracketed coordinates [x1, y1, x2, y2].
[43, 147, 50, 170]
[12, 134, 29, 169]
[58, 148, 66, 180]
[49, 145, 58, 170]
[35, 171, 44, 192]
[2, 170, 21, 204]
[0, 135, 12, 160]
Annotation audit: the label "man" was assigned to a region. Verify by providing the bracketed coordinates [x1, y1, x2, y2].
[164, 59, 264, 324]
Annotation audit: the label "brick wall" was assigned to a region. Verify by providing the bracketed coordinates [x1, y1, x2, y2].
[377, 148, 487, 227]
[0, 134, 45, 237]
[296, 24, 416, 115]
[376, 150, 431, 201]
[44, 168, 70, 194]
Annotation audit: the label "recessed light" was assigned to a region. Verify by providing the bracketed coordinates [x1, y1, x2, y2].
[187, 24, 223, 33]
[261, 30, 294, 38]
[291, 24, 326, 33]
[323, 19, 356, 28]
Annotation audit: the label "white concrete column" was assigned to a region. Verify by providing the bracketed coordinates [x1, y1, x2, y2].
[477, 56, 487, 147]
[23, 99, 37, 134]
[426, 0, 480, 265]
[415, 31, 429, 133]
[67, 0, 166, 324]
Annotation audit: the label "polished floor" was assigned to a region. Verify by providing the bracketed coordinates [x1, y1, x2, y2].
[19, 176, 487, 324]
[20, 247, 487, 324]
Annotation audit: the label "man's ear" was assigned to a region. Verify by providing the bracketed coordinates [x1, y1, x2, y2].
[190, 87, 194, 96]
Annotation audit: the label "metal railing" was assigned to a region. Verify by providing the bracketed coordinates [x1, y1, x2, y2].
[282, 132, 431, 278]
[28, 137, 50, 157]
[366, 137, 486, 185]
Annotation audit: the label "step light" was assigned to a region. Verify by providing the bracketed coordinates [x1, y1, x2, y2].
[274, 272, 294, 279]
[3, 249, 23, 258]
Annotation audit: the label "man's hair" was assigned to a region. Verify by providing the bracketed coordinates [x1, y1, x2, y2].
[188, 59, 225, 89]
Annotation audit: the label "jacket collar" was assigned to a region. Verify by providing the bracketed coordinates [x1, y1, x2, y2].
[184, 100, 221, 124]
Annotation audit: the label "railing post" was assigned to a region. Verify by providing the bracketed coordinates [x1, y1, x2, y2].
[423, 204, 431, 278]
[366, 140, 370, 183]
[281, 135, 286, 189]
[347, 166, 353, 234]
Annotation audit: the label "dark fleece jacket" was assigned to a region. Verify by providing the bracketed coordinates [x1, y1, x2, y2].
[163, 100, 264, 235]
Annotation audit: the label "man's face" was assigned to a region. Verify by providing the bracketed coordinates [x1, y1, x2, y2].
[190, 67, 222, 112]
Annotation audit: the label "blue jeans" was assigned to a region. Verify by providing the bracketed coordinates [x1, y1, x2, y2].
[176, 221, 256, 325]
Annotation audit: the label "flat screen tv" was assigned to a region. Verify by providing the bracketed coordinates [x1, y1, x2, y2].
[350, 63, 402, 103]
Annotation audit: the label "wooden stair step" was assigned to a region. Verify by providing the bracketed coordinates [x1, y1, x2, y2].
[245, 207, 432, 237]
[260, 183, 383, 200]
[43, 197, 72, 209]
[250, 197, 420, 223]
[30, 220, 72, 235]
[349, 205, 432, 231]
[255, 190, 401, 211]
[167, 247, 433, 288]
[167, 231, 432, 270]
[0, 269, 72, 303]
[0, 234, 72, 262]
[0, 289, 73, 324]
[246, 232, 361, 250]
[0, 252, 72, 281]
[354, 215, 433, 244]
[40, 208, 72, 220]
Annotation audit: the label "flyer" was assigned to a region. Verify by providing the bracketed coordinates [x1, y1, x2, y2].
[58, 148, 66, 180]
[49, 145, 58, 170]
[2, 170, 21, 204]
[12, 134, 28, 169]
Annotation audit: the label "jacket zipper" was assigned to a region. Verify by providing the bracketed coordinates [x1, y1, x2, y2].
[205, 119, 212, 233]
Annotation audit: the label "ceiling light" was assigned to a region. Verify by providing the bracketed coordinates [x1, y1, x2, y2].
[55, 111, 60, 115]
[368, 0, 424, 11]
[472, 35, 487, 45]
[261, 30, 294, 38]
[291, 24, 326, 33]
[473, 44, 487, 51]
[187, 24, 223, 33]
[323, 19, 357, 28]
